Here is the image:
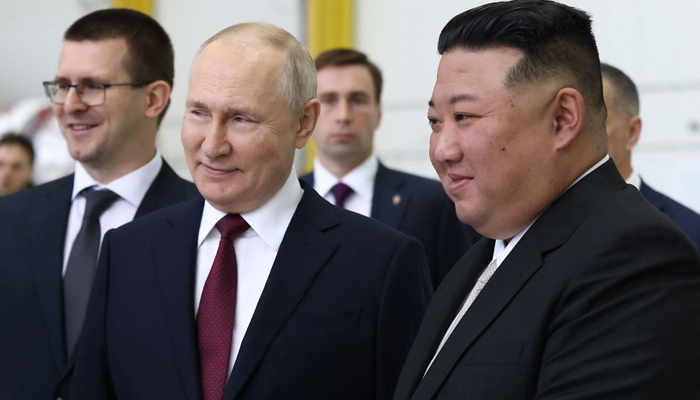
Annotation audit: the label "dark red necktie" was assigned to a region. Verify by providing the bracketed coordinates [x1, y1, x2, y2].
[331, 182, 354, 208]
[197, 214, 249, 400]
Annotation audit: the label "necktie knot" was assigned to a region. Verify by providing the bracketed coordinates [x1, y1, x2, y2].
[216, 214, 249, 240]
[82, 187, 120, 221]
[331, 182, 354, 208]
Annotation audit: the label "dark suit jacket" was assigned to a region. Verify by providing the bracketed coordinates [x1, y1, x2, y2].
[393, 160, 700, 400]
[639, 179, 700, 248]
[70, 181, 432, 400]
[0, 160, 198, 400]
[302, 162, 480, 289]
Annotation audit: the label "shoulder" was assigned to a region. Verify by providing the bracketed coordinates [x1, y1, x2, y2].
[0, 175, 72, 215]
[153, 160, 199, 198]
[639, 181, 700, 242]
[377, 164, 448, 202]
[297, 182, 416, 246]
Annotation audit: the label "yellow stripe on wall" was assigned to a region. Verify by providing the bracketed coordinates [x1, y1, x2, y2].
[112, 0, 152, 16]
[303, 0, 354, 173]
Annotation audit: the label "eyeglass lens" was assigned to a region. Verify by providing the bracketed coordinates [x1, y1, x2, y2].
[46, 83, 106, 106]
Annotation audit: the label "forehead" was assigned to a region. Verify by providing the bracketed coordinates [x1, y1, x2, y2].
[317, 65, 375, 95]
[56, 38, 130, 81]
[0, 144, 32, 162]
[432, 47, 523, 105]
[188, 40, 286, 105]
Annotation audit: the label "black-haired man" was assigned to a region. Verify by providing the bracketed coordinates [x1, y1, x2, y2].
[394, 1, 700, 398]
[0, 9, 198, 399]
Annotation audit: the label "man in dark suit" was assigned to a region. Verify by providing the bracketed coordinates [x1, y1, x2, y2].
[601, 63, 700, 247]
[70, 22, 431, 400]
[394, 1, 700, 399]
[301, 49, 479, 289]
[0, 9, 198, 399]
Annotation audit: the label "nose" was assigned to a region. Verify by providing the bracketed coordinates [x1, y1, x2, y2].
[335, 98, 351, 125]
[62, 86, 89, 114]
[430, 123, 462, 164]
[201, 121, 232, 160]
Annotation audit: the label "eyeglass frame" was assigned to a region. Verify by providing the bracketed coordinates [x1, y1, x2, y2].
[42, 80, 155, 106]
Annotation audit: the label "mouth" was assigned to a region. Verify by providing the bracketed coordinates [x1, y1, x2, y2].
[202, 163, 239, 177]
[330, 132, 355, 142]
[446, 172, 473, 192]
[67, 123, 99, 133]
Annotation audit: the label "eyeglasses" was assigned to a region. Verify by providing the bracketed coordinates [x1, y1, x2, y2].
[42, 81, 154, 106]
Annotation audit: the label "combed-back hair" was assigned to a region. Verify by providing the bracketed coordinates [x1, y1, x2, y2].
[315, 49, 383, 103]
[601, 63, 639, 118]
[64, 8, 174, 125]
[0, 133, 34, 164]
[192, 22, 316, 114]
[438, 0, 606, 126]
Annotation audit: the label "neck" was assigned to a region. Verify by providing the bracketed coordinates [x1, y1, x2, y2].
[618, 163, 632, 181]
[82, 148, 156, 184]
[317, 154, 370, 179]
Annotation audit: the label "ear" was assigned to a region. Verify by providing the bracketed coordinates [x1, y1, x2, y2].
[295, 99, 320, 149]
[625, 115, 642, 151]
[551, 87, 585, 151]
[143, 80, 171, 120]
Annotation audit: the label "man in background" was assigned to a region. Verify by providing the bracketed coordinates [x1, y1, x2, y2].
[0, 132, 34, 196]
[394, 1, 700, 398]
[0, 9, 198, 399]
[303, 48, 479, 289]
[601, 63, 700, 247]
[71, 22, 430, 400]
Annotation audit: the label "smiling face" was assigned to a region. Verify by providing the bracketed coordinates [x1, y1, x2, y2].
[314, 65, 380, 175]
[428, 47, 558, 239]
[53, 39, 156, 179]
[182, 39, 308, 214]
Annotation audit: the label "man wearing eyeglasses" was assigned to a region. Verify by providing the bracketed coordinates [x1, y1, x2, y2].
[0, 9, 198, 400]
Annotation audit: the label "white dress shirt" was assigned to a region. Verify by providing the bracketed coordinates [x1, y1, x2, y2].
[195, 169, 303, 376]
[626, 169, 641, 190]
[428, 155, 610, 373]
[313, 156, 378, 217]
[62, 152, 163, 275]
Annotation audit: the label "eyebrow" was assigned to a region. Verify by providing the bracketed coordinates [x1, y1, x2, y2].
[186, 100, 208, 110]
[428, 93, 480, 107]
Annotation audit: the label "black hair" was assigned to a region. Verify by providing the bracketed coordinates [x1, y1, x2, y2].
[439, 0, 605, 123]
[65, 8, 174, 125]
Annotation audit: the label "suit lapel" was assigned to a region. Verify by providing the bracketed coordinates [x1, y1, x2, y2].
[31, 176, 73, 370]
[135, 160, 183, 218]
[415, 233, 543, 400]
[394, 238, 493, 400]
[152, 197, 204, 400]
[407, 159, 627, 399]
[371, 163, 408, 229]
[222, 185, 340, 400]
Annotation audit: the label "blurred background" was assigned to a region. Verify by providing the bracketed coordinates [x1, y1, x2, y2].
[3, 0, 700, 211]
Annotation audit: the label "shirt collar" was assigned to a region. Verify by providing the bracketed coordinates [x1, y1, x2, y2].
[313, 156, 378, 201]
[492, 155, 610, 265]
[71, 151, 163, 207]
[198, 168, 303, 251]
[626, 169, 641, 190]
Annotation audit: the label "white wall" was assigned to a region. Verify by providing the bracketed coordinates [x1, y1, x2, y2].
[4, 1, 700, 212]
[356, 0, 700, 212]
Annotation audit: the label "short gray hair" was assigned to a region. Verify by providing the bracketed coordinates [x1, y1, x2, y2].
[190, 22, 316, 113]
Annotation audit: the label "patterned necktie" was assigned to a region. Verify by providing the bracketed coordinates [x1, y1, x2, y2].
[63, 187, 120, 357]
[424, 258, 500, 375]
[331, 182, 354, 208]
[197, 214, 250, 400]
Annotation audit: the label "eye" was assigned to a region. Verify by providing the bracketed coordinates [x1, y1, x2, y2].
[233, 116, 248, 123]
[428, 117, 441, 126]
[455, 113, 472, 122]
